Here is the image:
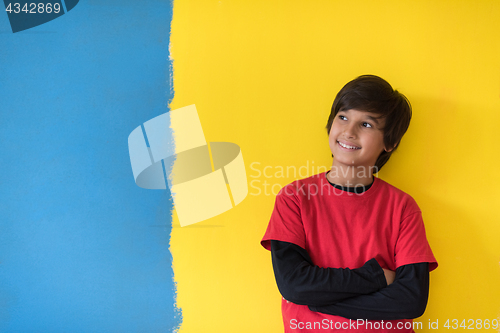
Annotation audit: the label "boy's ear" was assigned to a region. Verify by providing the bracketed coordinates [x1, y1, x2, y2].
[384, 143, 398, 153]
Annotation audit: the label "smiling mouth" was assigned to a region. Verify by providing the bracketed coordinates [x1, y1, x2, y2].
[337, 141, 361, 150]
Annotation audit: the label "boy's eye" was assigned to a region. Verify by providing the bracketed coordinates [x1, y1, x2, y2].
[362, 122, 372, 128]
[338, 115, 347, 121]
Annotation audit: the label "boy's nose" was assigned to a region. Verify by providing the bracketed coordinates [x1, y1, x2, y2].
[343, 125, 357, 138]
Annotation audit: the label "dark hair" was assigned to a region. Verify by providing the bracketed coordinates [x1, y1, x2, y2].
[325, 75, 412, 172]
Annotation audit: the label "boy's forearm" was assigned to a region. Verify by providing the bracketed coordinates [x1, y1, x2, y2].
[271, 240, 387, 306]
[309, 262, 430, 320]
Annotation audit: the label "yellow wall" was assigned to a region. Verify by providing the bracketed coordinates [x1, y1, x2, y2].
[170, 1, 500, 331]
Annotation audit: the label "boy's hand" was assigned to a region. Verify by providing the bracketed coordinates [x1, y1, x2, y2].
[383, 268, 396, 285]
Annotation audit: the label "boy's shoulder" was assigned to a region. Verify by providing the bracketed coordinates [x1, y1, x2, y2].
[376, 177, 414, 197]
[375, 177, 408, 195]
[275, 172, 326, 199]
[279, 172, 326, 189]
[375, 177, 421, 213]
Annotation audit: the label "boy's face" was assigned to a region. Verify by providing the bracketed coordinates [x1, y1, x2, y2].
[329, 109, 389, 170]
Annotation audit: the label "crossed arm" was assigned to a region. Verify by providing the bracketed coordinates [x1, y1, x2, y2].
[271, 240, 430, 320]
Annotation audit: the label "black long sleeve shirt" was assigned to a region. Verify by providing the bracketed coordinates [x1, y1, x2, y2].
[271, 240, 430, 320]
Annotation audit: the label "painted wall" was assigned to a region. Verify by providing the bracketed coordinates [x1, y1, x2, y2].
[1, 1, 181, 331]
[170, 0, 500, 332]
[3, 1, 500, 332]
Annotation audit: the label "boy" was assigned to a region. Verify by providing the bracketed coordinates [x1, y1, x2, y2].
[261, 75, 437, 332]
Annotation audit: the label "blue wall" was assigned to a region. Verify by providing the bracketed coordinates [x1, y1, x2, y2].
[0, 1, 181, 331]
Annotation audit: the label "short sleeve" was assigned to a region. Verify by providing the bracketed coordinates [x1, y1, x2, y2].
[261, 184, 306, 251]
[395, 199, 438, 271]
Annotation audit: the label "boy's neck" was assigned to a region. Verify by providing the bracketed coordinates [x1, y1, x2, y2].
[328, 161, 375, 187]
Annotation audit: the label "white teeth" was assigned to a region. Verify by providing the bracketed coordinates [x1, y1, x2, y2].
[338, 141, 359, 149]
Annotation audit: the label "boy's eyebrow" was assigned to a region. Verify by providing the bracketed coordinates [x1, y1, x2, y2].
[366, 115, 381, 124]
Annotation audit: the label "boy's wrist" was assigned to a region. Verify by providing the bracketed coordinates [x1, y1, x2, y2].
[361, 258, 387, 289]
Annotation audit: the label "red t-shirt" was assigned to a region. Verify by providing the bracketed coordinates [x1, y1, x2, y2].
[261, 172, 437, 332]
